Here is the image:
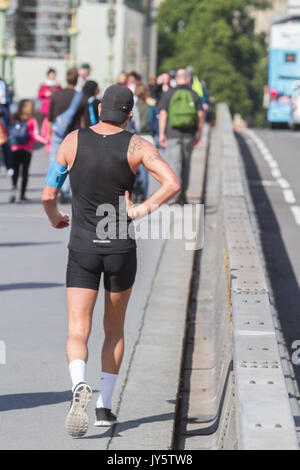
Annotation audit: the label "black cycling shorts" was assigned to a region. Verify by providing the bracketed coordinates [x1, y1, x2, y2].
[66, 249, 137, 292]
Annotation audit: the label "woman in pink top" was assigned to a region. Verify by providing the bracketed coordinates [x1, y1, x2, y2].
[38, 69, 61, 154]
[38, 68, 61, 116]
[10, 100, 48, 203]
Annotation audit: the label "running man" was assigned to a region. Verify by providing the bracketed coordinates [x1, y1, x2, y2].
[42, 85, 180, 438]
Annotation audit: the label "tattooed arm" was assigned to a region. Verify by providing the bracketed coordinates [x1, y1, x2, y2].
[126, 134, 180, 219]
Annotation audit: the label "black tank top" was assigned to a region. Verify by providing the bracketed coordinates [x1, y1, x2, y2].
[68, 128, 136, 254]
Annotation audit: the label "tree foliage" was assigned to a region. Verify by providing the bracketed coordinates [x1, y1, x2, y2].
[157, 0, 269, 121]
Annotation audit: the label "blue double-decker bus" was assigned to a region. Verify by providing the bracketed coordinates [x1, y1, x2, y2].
[268, 15, 300, 126]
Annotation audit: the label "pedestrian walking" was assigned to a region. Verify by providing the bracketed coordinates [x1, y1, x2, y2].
[38, 68, 61, 154]
[187, 67, 213, 123]
[156, 72, 171, 102]
[126, 71, 142, 94]
[42, 84, 180, 438]
[200, 80, 212, 123]
[169, 70, 177, 88]
[134, 83, 156, 201]
[0, 115, 13, 176]
[75, 63, 91, 92]
[0, 78, 14, 176]
[159, 68, 204, 205]
[0, 77, 13, 130]
[38, 68, 61, 117]
[82, 80, 101, 126]
[48, 68, 87, 204]
[186, 65, 204, 99]
[9, 99, 48, 203]
[148, 75, 160, 100]
[0, 78, 14, 175]
[116, 71, 128, 86]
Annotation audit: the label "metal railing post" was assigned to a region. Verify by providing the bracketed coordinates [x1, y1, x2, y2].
[0, 0, 9, 79]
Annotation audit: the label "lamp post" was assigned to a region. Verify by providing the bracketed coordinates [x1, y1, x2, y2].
[145, 0, 154, 81]
[0, 0, 9, 79]
[68, 0, 80, 67]
[128, 33, 137, 69]
[7, 40, 16, 87]
[107, 0, 116, 85]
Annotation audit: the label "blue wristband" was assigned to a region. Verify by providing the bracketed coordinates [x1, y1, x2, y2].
[45, 161, 69, 188]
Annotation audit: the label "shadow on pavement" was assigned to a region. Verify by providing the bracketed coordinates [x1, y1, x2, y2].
[0, 188, 42, 193]
[0, 391, 72, 411]
[0, 389, 100, 412]
[236, 132, 300, 388]
[0, 199, 43, 206]
[84, 412, 174, 440]
[0, 282, 64, 291]
[28, 173, 47, 178]
[0, 242, 61, 248]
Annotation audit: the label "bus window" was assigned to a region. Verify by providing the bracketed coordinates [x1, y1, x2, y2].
[286, 53, 296, 63]
[268, 15, 300, 125]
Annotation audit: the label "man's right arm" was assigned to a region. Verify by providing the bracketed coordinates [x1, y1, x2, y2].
[42, 131, 77, 228]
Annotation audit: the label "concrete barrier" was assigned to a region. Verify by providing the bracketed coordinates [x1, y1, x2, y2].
[107, 126, 210, 450]
[220, 104, 299, 450]
[179, 104, 298, 450]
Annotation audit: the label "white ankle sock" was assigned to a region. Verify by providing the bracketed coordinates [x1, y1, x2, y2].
[69, 359, 86, 391]
[96, 372, 118, 409]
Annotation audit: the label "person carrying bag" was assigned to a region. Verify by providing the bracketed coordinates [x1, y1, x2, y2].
[48, 68, 87, 203]
[51, 90, 83, 139]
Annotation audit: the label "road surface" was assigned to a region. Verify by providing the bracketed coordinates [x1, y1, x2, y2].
[0, 147, 167, 449]
[237, 128, 300, 388]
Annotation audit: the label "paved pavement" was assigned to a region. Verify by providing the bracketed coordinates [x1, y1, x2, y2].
[237, 129, 300, 388]
[0, 135, 206, 449]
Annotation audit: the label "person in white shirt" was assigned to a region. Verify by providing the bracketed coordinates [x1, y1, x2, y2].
[75, 64, 91, 92]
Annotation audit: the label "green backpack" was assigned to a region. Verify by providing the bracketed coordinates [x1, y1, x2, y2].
[168, 89, 197, 129]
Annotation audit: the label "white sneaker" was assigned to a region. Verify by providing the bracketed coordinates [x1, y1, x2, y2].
[65, 382, 92, 438]
[9, 187, 17, 203]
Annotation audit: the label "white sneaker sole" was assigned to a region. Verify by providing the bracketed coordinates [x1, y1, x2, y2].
[65, 383, 92, 438]
[94, 419, 118, 427]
